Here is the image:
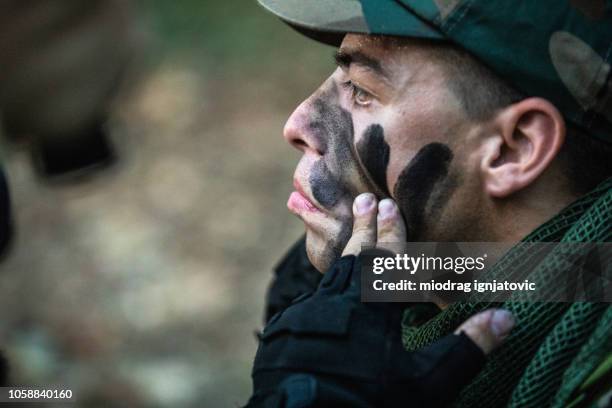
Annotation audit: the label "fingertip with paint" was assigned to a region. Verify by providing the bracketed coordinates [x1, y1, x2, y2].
[378, 198, 396, 220]
[490, 309, 515, 339]
[354, 193, 376, 215]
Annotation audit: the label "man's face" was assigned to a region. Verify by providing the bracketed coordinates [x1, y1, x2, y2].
[285, 34, 479, 272]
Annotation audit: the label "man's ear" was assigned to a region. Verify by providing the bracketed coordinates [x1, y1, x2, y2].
[480, 97, 566, 198]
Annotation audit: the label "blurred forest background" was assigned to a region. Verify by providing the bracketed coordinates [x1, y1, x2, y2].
[0, 1, 331, 406]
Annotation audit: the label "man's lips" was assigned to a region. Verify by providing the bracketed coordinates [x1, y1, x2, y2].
[288, 180, 322, 214]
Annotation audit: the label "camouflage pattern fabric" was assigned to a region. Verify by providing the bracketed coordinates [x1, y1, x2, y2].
[400, 177, 612, 407]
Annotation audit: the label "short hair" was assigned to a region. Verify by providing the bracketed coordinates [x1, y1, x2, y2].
[416, 39, 612, 195]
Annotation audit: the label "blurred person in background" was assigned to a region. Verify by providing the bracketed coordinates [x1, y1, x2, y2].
[0, 0, 139, 180]
[252, 0, 612, 407]
[0, 0, 138, 385]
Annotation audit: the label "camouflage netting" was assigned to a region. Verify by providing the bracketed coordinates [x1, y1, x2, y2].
[402, 177, 612, 408]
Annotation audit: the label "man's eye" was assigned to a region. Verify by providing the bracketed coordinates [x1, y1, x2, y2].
[341, 81, 373, 107]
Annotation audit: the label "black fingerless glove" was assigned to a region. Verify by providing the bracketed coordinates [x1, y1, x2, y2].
[246, 254, 486, 408]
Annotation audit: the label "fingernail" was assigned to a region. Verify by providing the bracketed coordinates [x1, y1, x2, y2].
[355, 193, 375, 215]
[490, 309, 515, 338]
[378, 199, 396, 219]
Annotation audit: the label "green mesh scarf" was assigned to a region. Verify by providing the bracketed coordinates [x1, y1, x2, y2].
[401, 178, 612, 408]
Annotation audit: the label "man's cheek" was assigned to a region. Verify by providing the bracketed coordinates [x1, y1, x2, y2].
[392, 143, 456, 240]
[304, 210, 353, 272]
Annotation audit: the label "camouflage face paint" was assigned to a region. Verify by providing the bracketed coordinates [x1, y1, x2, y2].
[310, 160, 349, 208]
[356, 124, 391, 197]
[393, 143, 455, 240]
[307, 95, 358, 206]
[306, 86, 365, 267]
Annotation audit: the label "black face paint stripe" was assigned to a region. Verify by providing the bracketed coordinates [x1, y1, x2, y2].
[356, 124, 390, 197]
[310, 159, 348, 208]
[393, 143, 453, 240]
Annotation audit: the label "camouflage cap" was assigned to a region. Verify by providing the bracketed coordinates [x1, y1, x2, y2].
[258, 0, 612, 144]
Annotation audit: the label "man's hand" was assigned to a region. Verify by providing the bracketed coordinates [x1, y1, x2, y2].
[247, 193, 515, 407]
[342, 193, 406, 257]
[342, 193, 514, 354]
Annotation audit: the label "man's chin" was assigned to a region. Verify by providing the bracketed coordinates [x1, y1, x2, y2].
[304, 230, 346, 273]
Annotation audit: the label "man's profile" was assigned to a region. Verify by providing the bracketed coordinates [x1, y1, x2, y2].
[250, 1, 611, 407]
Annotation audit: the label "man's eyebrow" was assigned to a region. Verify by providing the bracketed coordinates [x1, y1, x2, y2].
[334, 49, 390, 80]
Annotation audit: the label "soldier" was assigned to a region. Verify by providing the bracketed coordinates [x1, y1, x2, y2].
[251, 0, 612, 407]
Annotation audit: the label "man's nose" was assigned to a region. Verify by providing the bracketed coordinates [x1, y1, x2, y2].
[283, 98, 325, 156]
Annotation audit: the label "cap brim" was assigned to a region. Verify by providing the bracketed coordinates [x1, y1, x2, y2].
[258, 0, 444, 46]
